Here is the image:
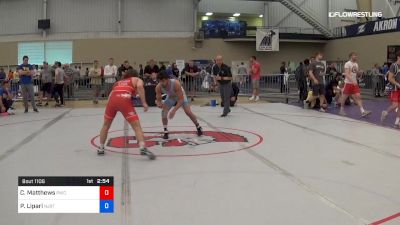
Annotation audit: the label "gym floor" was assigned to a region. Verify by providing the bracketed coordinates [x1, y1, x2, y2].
[0, 102, 399, 225]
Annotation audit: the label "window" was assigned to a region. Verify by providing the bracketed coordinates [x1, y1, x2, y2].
[17, 42, 44, 65]
[45, 41, 73, 64]
[18, 41, 73, 65]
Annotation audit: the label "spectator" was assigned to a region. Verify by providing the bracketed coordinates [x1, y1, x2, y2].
[212, 55, 232, 117]
[145, 71, 158, 86]
[182, 60, 199, 101]
[166, 64, 174, 78]
[237, 62, 247, 76]
[249, 56, 261, 102]
[7, 69, 14, 80]
[165, 63, 180, 79]
[279, 61, 287, 93]
[171, 63, 180, 78]
[54, 61, 65, 107]
[325, 74, 341, 105]
[371, 63, 383, 97]
[118, 60, 133, 80]
[64, 64, 75, 98]
[326, 63, 338, 77]
[11, 69, 20, 99]
[0, 68, 6, 82]
[37, 62, 53, 107]
[18, 55, 38, 113]
[8, 70, 17, 99]
[237, 62, 248, 86]
[295, 59, 308, 102]
[381, 51, 400, 128]
[104, 57, 118, 96]
[144, 59, 160, 82]
[307, 52, 327, 112]
[73, 66, 80, 90]
[381, 63, 389, 75]
[160, 62, 167, 71]
[0, 81, 14, 114]
[139, 64, 144, 78]
[85, 67, 89, 76]
[33, 64, 41, 86]
[89, 60, 102, 104]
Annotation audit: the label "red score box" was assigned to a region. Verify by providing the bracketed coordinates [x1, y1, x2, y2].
[100, 186, 114, 200]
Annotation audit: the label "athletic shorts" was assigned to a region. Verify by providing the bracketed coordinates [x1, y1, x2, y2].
[343, 83, 360, 95]
[252, 79, 260, 89]
[389, 90, 400, 103]
[312, 84, 325, 96]
[164, 96, 189, 109]
[104, 93, 139, 123]
[41, 82, 52, 93]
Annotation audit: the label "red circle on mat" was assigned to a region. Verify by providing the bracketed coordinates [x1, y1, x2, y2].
[90, 126, 263, 157]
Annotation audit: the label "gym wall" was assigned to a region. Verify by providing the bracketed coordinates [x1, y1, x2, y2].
[0, 38, 323, 74]
[2, 31, 397, 73]
[324, 32, 399, 69]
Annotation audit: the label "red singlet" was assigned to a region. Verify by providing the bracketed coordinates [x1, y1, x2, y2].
[104, 78, 139, 122]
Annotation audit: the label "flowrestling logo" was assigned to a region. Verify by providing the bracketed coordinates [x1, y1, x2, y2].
[329, 12, 382, 18]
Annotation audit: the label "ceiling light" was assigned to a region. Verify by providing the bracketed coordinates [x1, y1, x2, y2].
[205, 12, 213, 16]
[233, 13, 241, 17]
[259, 14, 263, 18]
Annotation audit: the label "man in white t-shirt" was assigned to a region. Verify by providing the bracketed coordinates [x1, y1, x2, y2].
[104, 57, 118, 96]
[339, 52, 371, 117]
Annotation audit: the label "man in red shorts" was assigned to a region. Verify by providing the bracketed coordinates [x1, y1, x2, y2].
[339, 52, 371, 117]
[381, 51, 400, 128]
[98, 69, 156, 160]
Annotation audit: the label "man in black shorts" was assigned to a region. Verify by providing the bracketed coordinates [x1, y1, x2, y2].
[307, 52, 327, 112]
[38, 62, 53, 106]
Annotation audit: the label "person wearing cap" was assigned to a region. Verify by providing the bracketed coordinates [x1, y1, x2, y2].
[37, 62, 53, 106]
[0, 81, 14, 115]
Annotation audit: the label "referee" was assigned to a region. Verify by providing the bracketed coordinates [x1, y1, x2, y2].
[213, 55, 232, 117]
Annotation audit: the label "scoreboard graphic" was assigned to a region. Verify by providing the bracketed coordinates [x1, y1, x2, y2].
[18, 176, 114, 213]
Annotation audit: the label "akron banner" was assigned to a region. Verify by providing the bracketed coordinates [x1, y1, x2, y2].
[343, 16, 400, 38]
[256, 28, 279, 52]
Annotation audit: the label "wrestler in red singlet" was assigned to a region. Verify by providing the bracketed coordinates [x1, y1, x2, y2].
[104, 78, 139, 123]
[98, 69, 155, 160]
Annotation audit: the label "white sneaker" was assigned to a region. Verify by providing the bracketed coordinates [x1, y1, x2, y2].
[7, 109, 15, 115]
[255, 96, 260, 102]
[361, 110, 372, 117]
[249, 96, 255, 101]
[339, 108, 346, 116]
[319, 108, 326, 112]
[97, 147, 105, 155]
[381, 111, 388, 123]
